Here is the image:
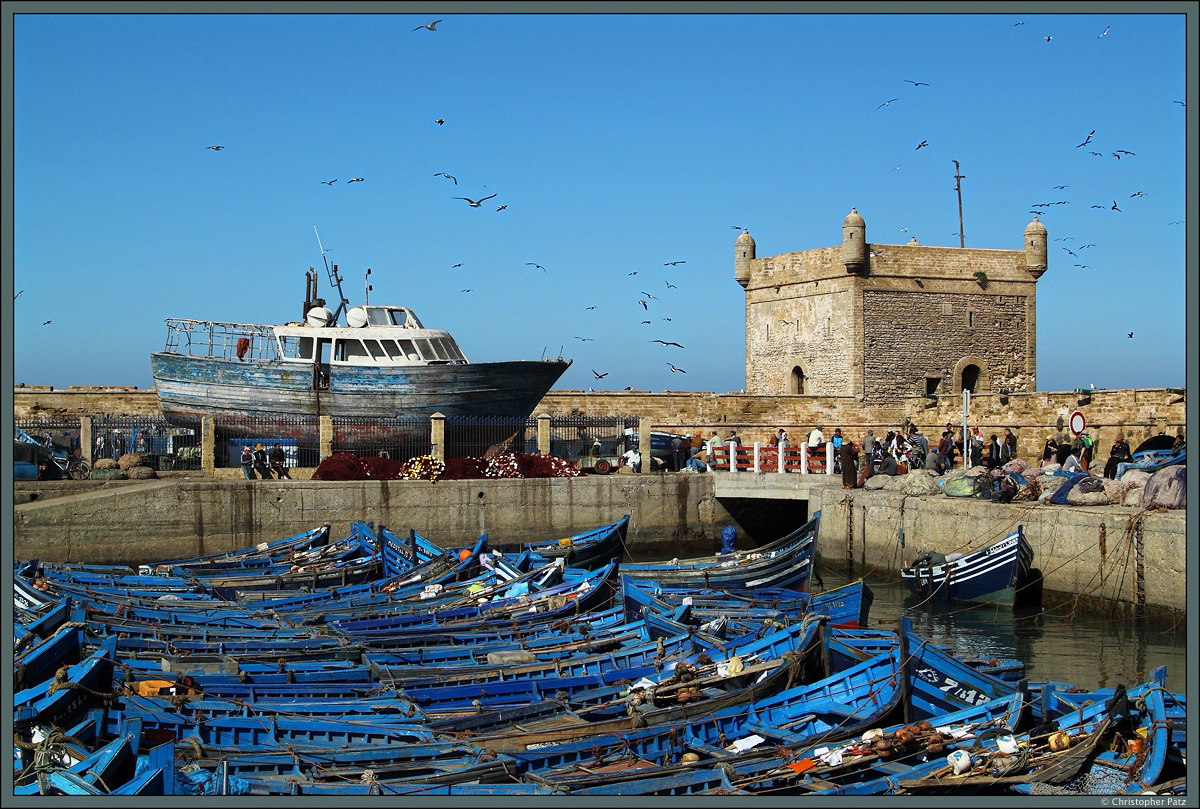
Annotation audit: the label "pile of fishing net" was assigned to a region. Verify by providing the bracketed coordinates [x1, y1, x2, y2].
[312, 451, 580, 481]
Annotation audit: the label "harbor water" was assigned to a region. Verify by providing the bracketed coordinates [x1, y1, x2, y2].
[816, 567, 1189, 695]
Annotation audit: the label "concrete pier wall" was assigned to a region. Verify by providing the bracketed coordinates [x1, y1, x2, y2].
[13, 475, 1185, 615]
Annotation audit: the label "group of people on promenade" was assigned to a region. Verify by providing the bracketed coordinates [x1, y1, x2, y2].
[239, 442, 292, 480]
[618, 422, 1183, 485]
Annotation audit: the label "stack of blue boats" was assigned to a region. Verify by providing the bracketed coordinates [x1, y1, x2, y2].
[13, 511, 1186, 797]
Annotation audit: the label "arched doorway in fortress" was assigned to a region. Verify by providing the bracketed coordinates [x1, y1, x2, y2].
[788, 364, 807, 395]
[953, 356, 989, 395]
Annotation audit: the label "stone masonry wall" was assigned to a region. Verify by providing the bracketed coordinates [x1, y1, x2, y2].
[740, 243, 1038, 401]
[13, 387, 1185, 464]
[862, 289, 1028, 401]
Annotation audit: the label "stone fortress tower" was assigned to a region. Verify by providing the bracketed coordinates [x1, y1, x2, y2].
[734, 209, 1046, 404]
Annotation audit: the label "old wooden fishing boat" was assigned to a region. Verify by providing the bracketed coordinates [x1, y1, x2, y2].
[149, 263, 570, 444]
[900, 526, 1034, 607]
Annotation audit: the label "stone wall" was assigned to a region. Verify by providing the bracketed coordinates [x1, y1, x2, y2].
[739, 242, 1039, 401]
[13, 476, 731, 566]
[861, 289, 1028, 401]
[13, 387, 1185, 464]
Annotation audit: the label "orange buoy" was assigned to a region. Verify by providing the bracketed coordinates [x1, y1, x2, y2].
[458, 549, 472, 562]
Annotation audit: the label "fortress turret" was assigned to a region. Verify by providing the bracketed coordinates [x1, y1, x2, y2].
[841, 207, 867, 274]
[1023, 216, 1047, 279]
[734, 228, 755, 288]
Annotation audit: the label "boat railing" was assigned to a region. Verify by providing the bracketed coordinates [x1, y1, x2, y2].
[161, 319, 282, 362]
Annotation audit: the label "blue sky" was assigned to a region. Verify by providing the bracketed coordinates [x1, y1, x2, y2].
[9, 8, 1194, 395]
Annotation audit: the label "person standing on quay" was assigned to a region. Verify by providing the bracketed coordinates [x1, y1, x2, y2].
[839, 440, 859, 488]
[240, 444, 256, 480]
[270, 443, 292, 479]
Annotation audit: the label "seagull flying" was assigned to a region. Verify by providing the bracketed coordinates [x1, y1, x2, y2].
[1090, 151, 1103, 157]
[414, 20, 442, 31]
[1098, 26, 1109, 37]
[916, 140, 928, 150]
[14, 290, 24, 300]
[1130, 191, 1144, 197]
[435, 118, 445, 125]
[347, 177, 364, 183]
[575, 336, 593, 341]
[641, 320, 651, 324]
[664, 261, 686, 266]
[900, 227, 908, 232]
[496, 205, 507, 211]
[667, 363, 686, 373]
[640, 292, 657, 300]
[877, 98, 898, 108]
[207, 145, 223, 151]
[452, 263, 463, 268]
[731, 225, 742, 230]
[1080, 244, 1095, 249]
[638, 299, 648, 310]
[586, 306, 596, 310]
[904, 80, 930, 87]
[781, 319, 795, 326]
[1053, 185, 1069, 190]
[1111, 201, 1121, 211]
[321, 179, 337, 185]
[665, 281, 677, 288]
[1044, 35, 1052, 42]
[461, 289, 472, 293]
[651, 340, 684, 348]
[1075, 264, 1091, 269]
[592, 370, 608, 379]
[628, 271, 638, 276]
[1116, 150, 1135, 155]
[435, 173, 457, 185]
[42, 320, 52, 325]
[454, 194, 498, 207]
[1077, 130, 1095, 148]
[1127, 332, 1134, 338]
[526, 263, 546, 273]
[1063, 247, 1077, 257]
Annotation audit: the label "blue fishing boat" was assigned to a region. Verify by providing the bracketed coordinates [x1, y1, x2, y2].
[620, 511, 818, 592]
[900, 526, 1034, 607]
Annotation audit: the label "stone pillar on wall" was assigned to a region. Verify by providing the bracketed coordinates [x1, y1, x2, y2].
[638, 416, 652, 473]
[80, 416, 93, 465]
[320, 415, 333, 460]
[201, 416, 215, 478]
[430, 412, 445, 462]
[537, 413, 551, 455]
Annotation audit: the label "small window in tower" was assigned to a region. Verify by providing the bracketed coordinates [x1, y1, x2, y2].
[967, 311, 974, 329]
[926, 377, 941, 395]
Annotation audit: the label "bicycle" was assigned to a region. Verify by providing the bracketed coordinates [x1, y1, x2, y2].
[51, 452, 91, 480]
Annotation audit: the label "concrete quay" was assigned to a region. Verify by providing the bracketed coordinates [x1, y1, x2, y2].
[12, 473, 1185, 616]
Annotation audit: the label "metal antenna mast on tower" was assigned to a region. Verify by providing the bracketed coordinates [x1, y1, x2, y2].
[952, 160, 966, 248]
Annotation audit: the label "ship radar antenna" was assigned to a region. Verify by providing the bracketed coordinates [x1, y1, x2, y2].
[365, 268, 372, 306]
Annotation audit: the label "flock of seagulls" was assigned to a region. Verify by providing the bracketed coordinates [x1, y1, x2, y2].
[194, 17, 1166, 386]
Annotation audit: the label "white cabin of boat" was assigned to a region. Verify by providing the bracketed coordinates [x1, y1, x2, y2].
[161, 304, 470, 368]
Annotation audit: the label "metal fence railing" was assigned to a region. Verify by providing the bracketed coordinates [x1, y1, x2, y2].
[445, 416, 531, 460]
[13, 418, 84, 459]
[213, 414, 322, 469]
[331, 416, 431, 463]
[543, 416, 639, 461]
[89, 415, 204, 471]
